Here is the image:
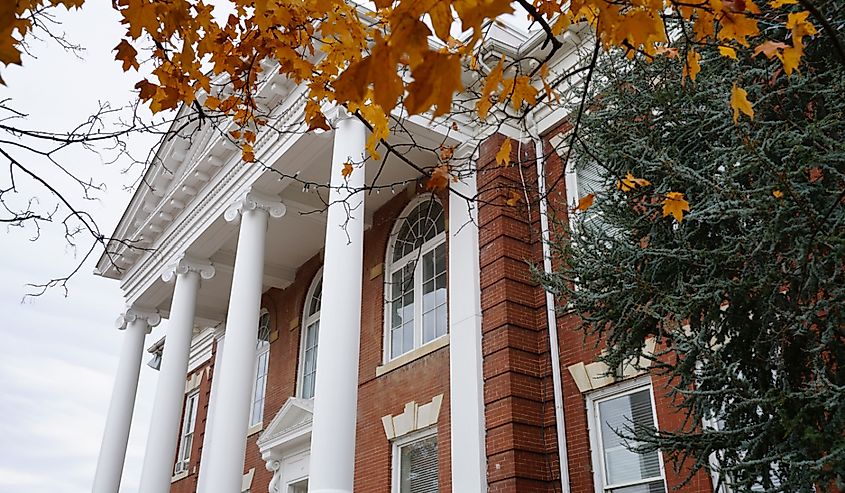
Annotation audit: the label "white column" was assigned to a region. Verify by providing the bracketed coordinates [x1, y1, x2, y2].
[92, 308, 161, 493]
[138, 256, 215, 493]
[199, 191, 285, 493]
[196, 325, 225, 493]
[309, 109, 367, 493]
[448, 165, 488, 491]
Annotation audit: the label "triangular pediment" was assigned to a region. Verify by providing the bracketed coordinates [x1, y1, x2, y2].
[257, 397, 313, 455]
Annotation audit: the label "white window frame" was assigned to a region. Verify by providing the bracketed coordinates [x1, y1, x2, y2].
[391, 427, 439, 493]
[586, 376, 667, 493]
[297, 269, 322, 399]
[383, 197, 448, 363]
[248, 309, 271, 430]
[174, 390, 200, 475]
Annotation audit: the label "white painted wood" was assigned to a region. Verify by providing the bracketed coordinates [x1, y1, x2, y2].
[92, 309, 160, 493]
[447, 168, 488, 492]
[199, 191, 284, 493]
[308, 110, 366, 493]
[138, 257, 214, 493]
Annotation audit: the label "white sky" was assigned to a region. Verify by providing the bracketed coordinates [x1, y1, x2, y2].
[0, 4, 166, 493]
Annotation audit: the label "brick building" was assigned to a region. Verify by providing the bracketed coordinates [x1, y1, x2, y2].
[91, 18, 717, 493]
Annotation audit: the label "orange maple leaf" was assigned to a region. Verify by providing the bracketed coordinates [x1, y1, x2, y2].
[341, 161, 353, 179]
[114, 39, 139, 72]
[426, 165, 453, 191]
[662, 192, 690, 222]
[576, 193, 595, 211]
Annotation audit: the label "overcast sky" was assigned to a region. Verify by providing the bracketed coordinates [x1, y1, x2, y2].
[0, 4, 167, 492]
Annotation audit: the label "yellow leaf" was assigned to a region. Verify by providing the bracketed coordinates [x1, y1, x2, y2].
[505, 75, 538, 109]
[769, 0, 797, 6]
[242, 144, 255, 163]
[496, 137, 512, 166]
[616, 172, 651, 192]
[405, 52, 463, 116]
[662, 192, 690, 222]
[576, 193, 595, 211]
[506, 190, 522, 207]
[477, 56, 504, 119]
[773, 189, 784, 199]
[718, 12, 759, 47]
[114, 39, 139, 72]
[718, 46, 738, 60]
[357, 103, 389, 160]
[779, 45, 802, 75]
[730, 83, 754, 123]
[683, 50, 701, 82]
[341, 161, 353, 178]
[204, 95, 221, 110]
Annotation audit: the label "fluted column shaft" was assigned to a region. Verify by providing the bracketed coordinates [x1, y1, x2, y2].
[138, 257, 214, 493]
[92, 308, 160, 493]
[309, 110, 367, 493]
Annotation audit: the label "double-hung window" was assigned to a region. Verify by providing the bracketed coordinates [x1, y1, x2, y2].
[249, 311, 271, 429]
[587, 379, 667, 493]
[175, 391, 199, 474]
[392, 429, 439, 493]
[298, 271, 322, 399]
[385, 199, 447, 361]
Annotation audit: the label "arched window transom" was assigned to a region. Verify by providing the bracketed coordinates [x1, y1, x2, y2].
[298, 272, 322, 399]
[386, 199, 448, 361]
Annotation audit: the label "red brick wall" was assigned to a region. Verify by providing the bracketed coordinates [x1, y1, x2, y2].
[170, 186, 453, 493]
[477, 133, 562, 493]
[170, 360, 213, 493]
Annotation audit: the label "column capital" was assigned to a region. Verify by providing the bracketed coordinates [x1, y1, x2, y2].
[325, 105, 355, 127]
[161, 255, 216, 283]
[116, 307, 162, 331]
[224, 190, 286, 223]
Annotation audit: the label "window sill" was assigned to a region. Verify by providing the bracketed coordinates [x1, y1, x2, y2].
[171, 470, 189, 483]
[376, 335, 449, 377]
[246, 422, 263, 437]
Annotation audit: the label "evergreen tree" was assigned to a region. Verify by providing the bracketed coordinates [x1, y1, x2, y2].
[542, 5, 845, 491]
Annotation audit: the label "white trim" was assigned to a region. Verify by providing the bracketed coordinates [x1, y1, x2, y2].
[248, 309, 271, 429]
[297, 268, 323, 399]
[375, 335, 449, 377]
[585, 376, 667, 493]
[383, 196, 447, 364]
[391, 427, 439, 493]
[175, 390, 200, 476]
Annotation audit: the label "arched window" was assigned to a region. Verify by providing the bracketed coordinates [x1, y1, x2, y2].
[385, 198, 447, 360]
[298, 271, 322, 399]
[249, 310, 271, 428]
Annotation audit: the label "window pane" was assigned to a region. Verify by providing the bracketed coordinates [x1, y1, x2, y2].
[599, 389, 663, 488]
[610, 480, 666, 493]
[400, 435, 439, 493]
[423, 310, 435, 344]
[309, 278, 322, 316]
[435, 304, 447, 339]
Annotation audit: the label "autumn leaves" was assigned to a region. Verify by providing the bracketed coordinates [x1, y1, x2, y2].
[573, 171, 691, 223]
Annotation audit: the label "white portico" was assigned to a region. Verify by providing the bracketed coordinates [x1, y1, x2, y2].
[90, 73, 491, 493]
